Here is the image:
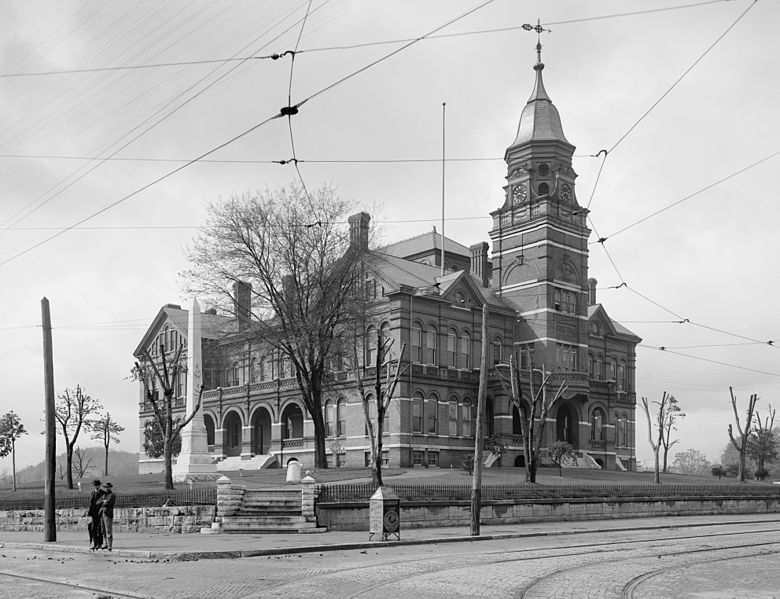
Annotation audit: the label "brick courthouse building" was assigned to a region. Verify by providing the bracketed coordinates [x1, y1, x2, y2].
[135, 46, 640, 473]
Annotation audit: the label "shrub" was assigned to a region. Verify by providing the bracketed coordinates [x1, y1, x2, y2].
[755, 467, 770, 481]
[711, 465, 726, 479]
[462, 453, 474, 475]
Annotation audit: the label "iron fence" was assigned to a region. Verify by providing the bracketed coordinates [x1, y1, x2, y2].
[317, 482, 780, 504]
[0, 487, 216, 511]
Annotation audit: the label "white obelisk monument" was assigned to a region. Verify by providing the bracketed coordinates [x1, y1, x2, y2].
[173, 297, 218, 482]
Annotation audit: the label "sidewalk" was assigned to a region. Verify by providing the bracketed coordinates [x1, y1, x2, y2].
[2, 513, 779, 561]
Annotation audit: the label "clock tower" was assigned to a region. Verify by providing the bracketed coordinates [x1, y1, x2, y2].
[489, 42, 591, 377]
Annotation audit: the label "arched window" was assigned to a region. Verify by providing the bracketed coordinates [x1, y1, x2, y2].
[621, 412, 629, 446]
[412, 392, 424, 433]
[461, 399, 472, 437]
[364, 395, 376, 436]
[324, 400, 334, 437]
[412, 322, 423, 363]
[448, 396, 458, 436]
[461, 330, 471, 370]
[232, 362, 240, 386]
[485, 398, 495, 436]
[587, 354, 594, 379]
[447, 329, 458, 368]
[595, 355, 603, 380]
[609, 358, 617, 382]
[259, 356, 267, 381]
[492, 337, 502, 366]
[591, 408, 606, 441]
[249, 357, 257, 383]
[425, 394, 438, 434]
[618, 361, 626, 391]
[512, 405, 523, 436]
[336, 398, 346, 437]
[163, 325, 170, 352]
[426, 326, 438, 365]
[365, 324, 376, 366]
[380, 322, 392, 359]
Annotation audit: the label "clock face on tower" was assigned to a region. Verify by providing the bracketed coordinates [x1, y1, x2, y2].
[511, 183, 527, 205]
[560, 183, 572, 203]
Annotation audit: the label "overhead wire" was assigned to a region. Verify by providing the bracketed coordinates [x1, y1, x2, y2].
[0, 0, 499, 268]
[639, 344, 780, 378]
[0, 2, 315, 234]
[0, 1, 735, 79]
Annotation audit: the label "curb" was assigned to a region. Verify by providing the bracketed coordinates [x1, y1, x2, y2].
[3, 517, 780, 561]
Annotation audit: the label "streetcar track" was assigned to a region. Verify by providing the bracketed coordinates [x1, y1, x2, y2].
[0, 568, 149, 599]
[513, 540, 780, 599]
[619, 547, 780, 599]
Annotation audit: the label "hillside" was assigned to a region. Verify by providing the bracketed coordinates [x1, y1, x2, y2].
[5, 448, 139, 485]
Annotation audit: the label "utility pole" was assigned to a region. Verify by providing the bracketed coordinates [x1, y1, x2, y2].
[470, 303, 488, 536]
[41, 297, 56, 542]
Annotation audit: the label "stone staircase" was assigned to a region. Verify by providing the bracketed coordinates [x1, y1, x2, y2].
[215, 454, 278, 472]
[210, 488, 325, 534]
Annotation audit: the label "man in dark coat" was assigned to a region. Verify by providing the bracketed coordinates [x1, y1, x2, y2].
[99, 482, 116, 551]
[87, 479, 104, 550]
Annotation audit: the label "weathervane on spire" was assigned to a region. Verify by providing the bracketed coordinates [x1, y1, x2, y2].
[521, 19, 550, 67]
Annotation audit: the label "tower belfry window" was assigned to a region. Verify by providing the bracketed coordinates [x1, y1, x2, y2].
[538, 182, 549, 196]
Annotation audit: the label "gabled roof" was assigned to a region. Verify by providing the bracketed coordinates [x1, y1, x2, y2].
[587, 304, 641, 342]
[133, 304, 236, 357]
[382, 230, 470, 260]
[365, 251, 513, 312]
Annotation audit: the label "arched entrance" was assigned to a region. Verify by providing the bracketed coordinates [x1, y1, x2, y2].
[556, 403, 578, 447]
[485, 397, 495, 436]
[251, 407, 272, 454]
[223, 411, 242, 457]
[281, 403, 304, 439]
[514, 454, 526, 467]
[204, 414, 215, 447]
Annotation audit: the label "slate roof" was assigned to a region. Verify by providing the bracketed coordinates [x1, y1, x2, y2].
[382, 230, 470, 260]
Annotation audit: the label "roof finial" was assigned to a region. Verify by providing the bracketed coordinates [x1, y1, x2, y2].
[534, 20, 544, 72]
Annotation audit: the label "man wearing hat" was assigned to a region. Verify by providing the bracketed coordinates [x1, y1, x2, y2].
[99, 482, 116, 551]
[87, 479, 104, 550]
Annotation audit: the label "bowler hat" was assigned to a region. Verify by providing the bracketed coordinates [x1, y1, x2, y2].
[92, 479, 101, 486]
[103, 482, 113, 488]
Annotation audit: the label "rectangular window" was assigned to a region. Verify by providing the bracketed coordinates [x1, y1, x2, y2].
[412, 326, 423, 363]
[556, 343, 577, 372]
[412, 451, 424, 467]
[618, 364, 626, 391]
[425, 399, 437, 434]
[412, 398, 423, 433]
[448, 402, 458, 436]
[427, 329, 437, 365]
[426, 452, 439, 467]
[520, 343, 534, 370]
[460, 402, 472, 437]
[447, 332, 457, 368]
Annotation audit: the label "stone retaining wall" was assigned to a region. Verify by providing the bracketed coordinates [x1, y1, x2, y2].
[317, 496, 780, 531]
[0, 505, 215, 534]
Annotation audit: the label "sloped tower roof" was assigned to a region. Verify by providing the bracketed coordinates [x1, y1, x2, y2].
[510, 42, 571, 147]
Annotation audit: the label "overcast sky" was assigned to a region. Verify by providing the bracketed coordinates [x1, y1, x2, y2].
[1, 0, 777, 473]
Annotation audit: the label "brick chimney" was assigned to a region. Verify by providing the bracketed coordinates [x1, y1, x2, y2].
[588, 278, 598, 306]
[232, 280, 252, 330]
[348, 212, 370, 251]
[470, 242, 489, 287]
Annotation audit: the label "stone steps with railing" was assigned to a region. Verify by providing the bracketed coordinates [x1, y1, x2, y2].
[203, 477, 326, 534]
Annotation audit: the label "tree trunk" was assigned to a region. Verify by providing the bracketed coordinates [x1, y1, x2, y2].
[163, 436, 174, 490]
[470, 304, 488, 536]
[738, 447, 746, 482]
[310, 411, 327, 469]
[104, 444, 110, 476]
[662, 446, 669, 473]
[11, 438, 16, 492]
[653, 448, 660, 484]
[375, 406, 385, 487]
[66, 444, 74, 489]
[528, 454, 538, 483]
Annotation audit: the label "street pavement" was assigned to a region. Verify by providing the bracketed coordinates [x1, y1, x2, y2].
[1, 512, 778, 560]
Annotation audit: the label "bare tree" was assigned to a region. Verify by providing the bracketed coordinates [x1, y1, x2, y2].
[91, 412, 125, 476]
[133, 343, 203, 490]
[73, 446, 93, 479]
[499, 353, 568, 483]
[348, 329, 407, 486]
[0, 411, 28, 492]
[747, 404, 776, 480]
[184, 183, 362, 468]
[640, 391, 675, 484]
[54, 386, 102, 489]
[659, 395, 685, 473]
[727, 387, 759, 482]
